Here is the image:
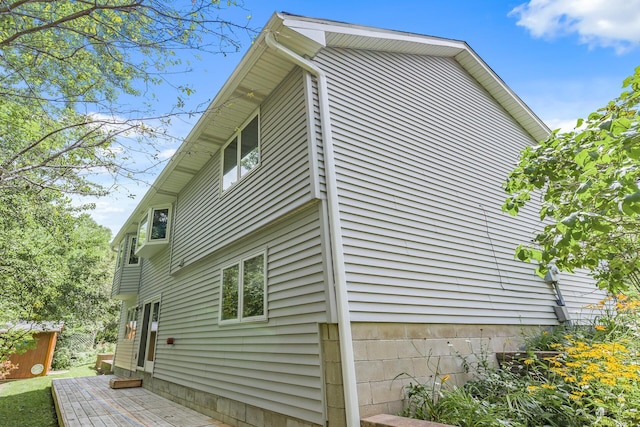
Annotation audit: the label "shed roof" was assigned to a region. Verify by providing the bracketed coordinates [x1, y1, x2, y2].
[0, 321, 64, 334]
[112, 11, 549, 245]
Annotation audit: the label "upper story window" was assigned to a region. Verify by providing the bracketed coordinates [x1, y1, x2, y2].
[127, 236, 139, 266]
[116, 235, 140, 269]
[116, 239, 126, 270]
[222, 113, 260, 191]
[219, 252, 266, 324]
[135, 205, 172, 259]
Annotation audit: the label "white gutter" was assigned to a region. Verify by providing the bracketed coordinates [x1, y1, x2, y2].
[265, 33, 360, 427]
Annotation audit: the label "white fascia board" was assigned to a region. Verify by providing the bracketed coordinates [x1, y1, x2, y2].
[455, 48, 550, 142]
[282, 26, 327, 46]
[280, 13, 466, 50]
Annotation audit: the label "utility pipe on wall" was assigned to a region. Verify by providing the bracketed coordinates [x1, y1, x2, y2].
[265, 32, 360, 427]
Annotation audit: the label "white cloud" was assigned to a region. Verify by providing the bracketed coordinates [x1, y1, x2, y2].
[92, 200, 128, 214]
[545, 118, 581, 132]
[510, 0, 640, 53]
[157, 148, 177, 160]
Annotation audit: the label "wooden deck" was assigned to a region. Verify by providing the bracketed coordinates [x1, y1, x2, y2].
[52, 375, 231, 427]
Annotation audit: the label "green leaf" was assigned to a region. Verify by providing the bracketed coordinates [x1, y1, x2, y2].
[576, 179, 592, 194]
[504, 66, 640, 294]
[560, 213, 578, 227]
[623, 190, 640, 204]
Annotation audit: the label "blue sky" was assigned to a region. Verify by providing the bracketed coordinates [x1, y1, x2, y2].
[90, 0, 640, 234]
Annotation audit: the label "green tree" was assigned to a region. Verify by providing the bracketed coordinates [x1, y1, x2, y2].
[0, 192, 117, 366]
[504, 66, 640, 294]
[0, 0, 253, 196]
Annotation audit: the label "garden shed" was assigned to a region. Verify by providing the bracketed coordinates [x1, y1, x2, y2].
[2, 322, 63, 379]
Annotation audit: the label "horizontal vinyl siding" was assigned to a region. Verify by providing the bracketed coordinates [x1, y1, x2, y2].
[170, 69, 314, 271]
[142, 206, 327, 425]
[314, 47, 603, 324]
[112, 235, 141, 298]
[118, 264, 141, 295]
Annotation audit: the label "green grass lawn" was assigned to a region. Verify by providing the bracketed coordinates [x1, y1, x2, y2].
[0, 365, 98, 427]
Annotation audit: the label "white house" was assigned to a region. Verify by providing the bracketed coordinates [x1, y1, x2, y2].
[110, 12, 602, 427]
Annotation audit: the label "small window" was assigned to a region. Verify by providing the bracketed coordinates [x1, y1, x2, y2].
[116, 240, 126, 270]
[151, 208, 169, 240]
[135, 205, 172, 258]
[222, 114, 260, 191]
[127, 236, 139, 265]
[221, 265, 239, 321]
[137, 217, 148, 250]
[220, 252, 266, 323]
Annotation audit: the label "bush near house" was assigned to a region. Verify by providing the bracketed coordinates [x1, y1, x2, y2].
[401, 295, 640, 427]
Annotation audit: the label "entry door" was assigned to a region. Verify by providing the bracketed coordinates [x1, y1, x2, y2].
[137, 298, 160, 373]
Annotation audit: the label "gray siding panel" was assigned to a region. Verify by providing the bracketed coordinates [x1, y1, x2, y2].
[111, 234, 141, 298]
[314, 47, 603, 324]
[170, 69, 314, 272]
[137, 205, 327, 424]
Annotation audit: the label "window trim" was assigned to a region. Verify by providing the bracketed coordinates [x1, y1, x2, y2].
[135, 204, 173, 257]
[220, 110, 261, 194]
[116, 239, 126, 270]
[126, 235, 140, 266]
[219, 250, 267, 325]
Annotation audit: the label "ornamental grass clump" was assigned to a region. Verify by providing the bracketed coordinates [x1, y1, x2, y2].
[400, 294, 640, 427]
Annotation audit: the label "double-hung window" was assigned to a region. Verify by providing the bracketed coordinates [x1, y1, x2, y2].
[127, 236, 139, 266]
[222, 113, 260, 191]
[116, 235, 140, 269]
[220, 252, 266, 323]
[116, 240, 126, 270]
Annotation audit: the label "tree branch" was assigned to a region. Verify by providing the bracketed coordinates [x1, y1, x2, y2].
[0, 1, 142, 47]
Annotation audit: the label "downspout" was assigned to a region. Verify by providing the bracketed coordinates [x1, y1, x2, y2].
[265, 33, 360, 427]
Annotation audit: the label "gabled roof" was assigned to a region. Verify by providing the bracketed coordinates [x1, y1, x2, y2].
[112, 11, 550, 245]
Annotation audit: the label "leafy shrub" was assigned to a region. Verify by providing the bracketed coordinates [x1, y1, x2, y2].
[51, 329, 98, 370]
[401, 295, 640, 427]
[95, 321, 118, 345]
[51, 347, 72, 371]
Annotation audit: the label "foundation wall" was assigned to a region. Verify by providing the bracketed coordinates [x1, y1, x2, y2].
[112, 367, 322, 427]
[351, 323, 540, 419]
[114, 322, 542, 425]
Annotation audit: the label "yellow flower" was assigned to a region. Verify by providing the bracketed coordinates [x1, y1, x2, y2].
[441, 374, 450, 383]
[595, 325, 606, 331]
[601, 377, 617, 386]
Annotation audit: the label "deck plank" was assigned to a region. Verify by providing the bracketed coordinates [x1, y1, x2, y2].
[52, 376, 231, 427]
